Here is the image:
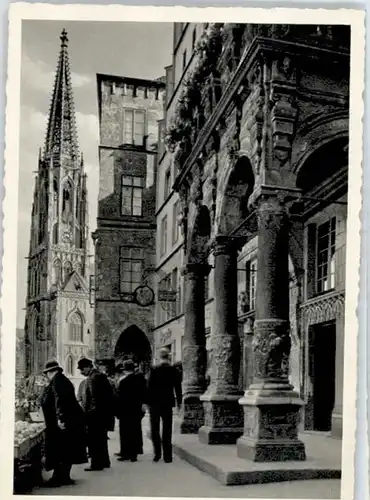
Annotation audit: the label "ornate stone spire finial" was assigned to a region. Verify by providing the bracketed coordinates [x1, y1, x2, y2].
[43, 30, 79, 164]
[60, 28, 68, 47]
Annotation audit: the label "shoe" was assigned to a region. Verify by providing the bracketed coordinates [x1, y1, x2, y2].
[84, 467, 104, 471]
[153, 456, 161, 462]
[130, 457, 137, 462]
[164, 458, 172, 463]
[117, 457, 130, 462]
[103, 463, 111, 468]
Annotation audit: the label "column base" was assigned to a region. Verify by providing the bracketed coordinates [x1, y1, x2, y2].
[331, 412, 342, 439]
[198, 393, 244, 444]
[236, 387, 306, 462]
[178, 395, 205, 434]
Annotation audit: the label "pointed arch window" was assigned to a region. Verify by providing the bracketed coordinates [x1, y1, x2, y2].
[62, 181, 73, 222]
[53, 223, 59, 244]
[53, 259, 62, 285]
[53, 178, 59, 217]
[69, 312, 83, 342]
[66, 355, 74, 376]
[64, 261, 73, 281]
[36, 268, 41, 296]
[76, 227, 82, 249]
[30, 309, 40, 342]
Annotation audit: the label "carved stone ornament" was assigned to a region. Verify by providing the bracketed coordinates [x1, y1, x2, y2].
[252, 319, 291, 380]
[178, 184, 189, 250]
[208, 334, 241, 395]
[276, 56, 296, 82]
[189, 164, 203, 206]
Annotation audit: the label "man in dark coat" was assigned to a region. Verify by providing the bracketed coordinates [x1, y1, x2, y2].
[147, 348, 182, 463]
[96, 360, 116, 433]
[115, 360, 147, 462]
[40, 360, 87, 486]
[78, 358, 114, 471]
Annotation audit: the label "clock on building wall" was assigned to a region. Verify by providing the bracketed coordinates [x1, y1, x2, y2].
[134, 285, 155, 307]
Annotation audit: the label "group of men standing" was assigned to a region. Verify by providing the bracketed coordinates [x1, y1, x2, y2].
[39, 347, 182, 487]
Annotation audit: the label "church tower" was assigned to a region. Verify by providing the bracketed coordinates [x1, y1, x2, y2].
[24, 30, 94, 386]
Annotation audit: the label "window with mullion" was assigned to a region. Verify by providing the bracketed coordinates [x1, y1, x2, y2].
[119, 247, 144, 294]
[123, 109, 146, 146]
[160, 215, 168, 256]
[172, 201, 180, 245]
[121, 176, 144, 216]
[316, 217, 336, 294]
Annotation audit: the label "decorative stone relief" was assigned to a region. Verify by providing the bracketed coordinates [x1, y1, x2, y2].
[209, 334, 241, 394]
[243, 406, 260, 439]
[203, 400, 244, 429]
[252, 320, 291, 380]
[178, 184, 189, 251]
[301, 291, 345, 326]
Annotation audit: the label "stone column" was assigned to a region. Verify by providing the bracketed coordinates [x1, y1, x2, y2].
[199, 237, 244, 444]
[179, 263, 210, 434]
[237, 193, 306, 461]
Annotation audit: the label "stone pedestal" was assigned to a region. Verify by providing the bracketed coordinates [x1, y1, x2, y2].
[237, 193, 306, 461]
[199, 238, 243, 444]
[179, 263, 210, 434]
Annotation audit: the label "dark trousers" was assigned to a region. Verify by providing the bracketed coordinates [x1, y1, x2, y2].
[87, 420, 110, 469]
[52, 463, 72, 481]
[149, 406, 173, 461]
[118, 414, 142, 459]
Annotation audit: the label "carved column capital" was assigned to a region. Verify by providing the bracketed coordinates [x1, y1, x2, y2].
[249, 186, 302, 219]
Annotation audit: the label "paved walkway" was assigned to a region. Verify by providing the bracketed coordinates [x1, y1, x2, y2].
[34, 418, 340, 498]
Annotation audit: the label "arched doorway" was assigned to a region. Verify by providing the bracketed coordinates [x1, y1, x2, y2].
[295, 136, 348, 434]
[218, 155, 255, 235]
[218, 155, 255, 392]
[114, 325, 152, 373]
[187, 204, 212, 264]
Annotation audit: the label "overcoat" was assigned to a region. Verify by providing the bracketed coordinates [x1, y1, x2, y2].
[116, 372, 147, 457]
[40, 371, 87, 471]
[84, 369, 115, 430]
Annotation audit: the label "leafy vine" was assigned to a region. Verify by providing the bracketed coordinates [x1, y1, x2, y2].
[164, 24, 224, 159]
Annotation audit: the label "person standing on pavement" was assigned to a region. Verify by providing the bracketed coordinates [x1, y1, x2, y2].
[96, 360, 116, 435]
[77, 358, 114, 471]
[147, 348, 182, 463]
[115, 360, 147, 462]
[40, 360, 87, 486]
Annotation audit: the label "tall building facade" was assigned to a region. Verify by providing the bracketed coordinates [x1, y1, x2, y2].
[154, 24, 215, 368]
[155, 23, 349, 458]
[93, 74, 165, 370]
[24, 30, 94, 388]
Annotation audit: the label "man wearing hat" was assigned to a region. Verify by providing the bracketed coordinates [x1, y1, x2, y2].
[147, 348, 182, 463]
[78, 358, 114, 471]
[115, 359, 147, 462]
[40, 360, 87, 486]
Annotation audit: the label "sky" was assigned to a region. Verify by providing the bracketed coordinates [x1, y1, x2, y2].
[17, 20, 173, 328]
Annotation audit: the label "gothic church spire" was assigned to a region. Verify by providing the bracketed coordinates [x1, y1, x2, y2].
[44, 29, 79, 165]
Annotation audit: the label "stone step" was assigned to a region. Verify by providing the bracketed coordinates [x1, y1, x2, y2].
[172, 433, 341, 486]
